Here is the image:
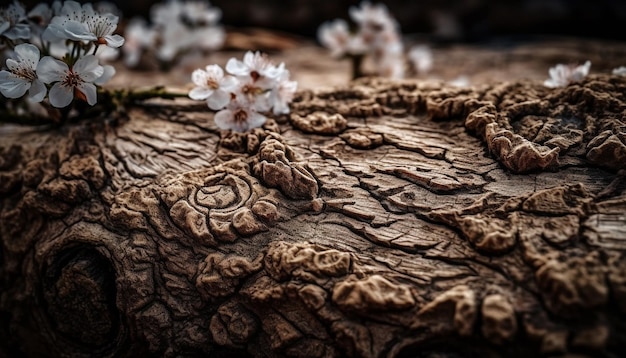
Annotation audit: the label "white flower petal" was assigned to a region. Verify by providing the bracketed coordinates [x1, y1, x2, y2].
[74, 55, 104, 82]
[191, 69, 208, 87]
[0, 23, 9, 36]
[48, 82, 74, 108]
[41, 23, 65, 42]
[77, 82, 98, 105]
[14, 44, 40, 68]
[242, 51, 255, 68]
[205, 64, 224, 79]
[225, 57, 248, 76]
[189, 87, 213, 100]
[64, 20, 97, 41]
[207, 89, 230, 110]
[194, 26, 225, 50]
[0, 71, 29, 98]
[4, 24, 31, 40]
[36, 56, 68, 83]
[61, 1, 83, 17]
[94, 65, 115, 85]
[28, 79, 47, 102]
[246, 111, 267, 130]
[6, 59, 19, 72]
[214, 109, 234, 130]
[28, 3, 53, 23]
[104, 34, 125, 48]
[220, 75, 238, 92]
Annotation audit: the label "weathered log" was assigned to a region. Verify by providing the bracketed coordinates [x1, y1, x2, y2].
[1, 73, 625, 357]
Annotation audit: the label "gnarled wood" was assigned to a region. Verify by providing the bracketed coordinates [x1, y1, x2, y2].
[1, 72, 625, 357]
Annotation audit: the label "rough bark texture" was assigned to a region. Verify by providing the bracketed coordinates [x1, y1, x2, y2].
[1, 73, 625, 357]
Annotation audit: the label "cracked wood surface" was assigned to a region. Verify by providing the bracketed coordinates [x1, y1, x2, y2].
[1, 73, 625, 358]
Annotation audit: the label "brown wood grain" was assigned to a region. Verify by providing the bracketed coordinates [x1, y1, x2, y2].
[0, 68, 625, 357]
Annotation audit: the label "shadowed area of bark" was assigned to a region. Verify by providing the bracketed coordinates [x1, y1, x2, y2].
[0, 73, 625, 357]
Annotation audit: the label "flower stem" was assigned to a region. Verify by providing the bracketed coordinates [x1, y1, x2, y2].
[351, 54, 365, 80]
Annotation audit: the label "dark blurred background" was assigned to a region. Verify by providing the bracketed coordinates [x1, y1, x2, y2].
[22, 0, 626, 42]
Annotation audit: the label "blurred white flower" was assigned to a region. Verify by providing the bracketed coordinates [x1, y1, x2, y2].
[180, 1, 222, 26]
[214, 101, 266, 132]
[612, 66, 626, 76]
[319, 1, 405, 79]
[43, 1, 124, 48]
[349, 1, 397, 35]
[317, 19, 365, 58]
[408, 45, 433, 74]
[544, 61, 591, 88]
[192, 25, 225, 52]
[0, 43, 46, 102]
[151, 0, 224, 63]
[122, 18, 156, 67]
[0, 1, 30, 40]
[27, 2, 58, 28]
[94, 2, 122, 18]
[37, 54, 104, 108]
[189, 64, 237, 110]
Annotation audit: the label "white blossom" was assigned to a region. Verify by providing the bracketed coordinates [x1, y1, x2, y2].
[0, 1, 30, 40]
[269, 64, 297, 115]
[349, 0, 400, 53]
[318, 1, 405, 79]
[43, 1, 124, 48]
[408, 45, 433, 74]
[191, 25, 225, 52]
[612, 66, 626, 76]
[189, 64, 237, 110]
[349, 1, 397, 34]
[27, 2, 58, 28]
[214, 101, 266, 132]
[122, 18, 156, 67]
[318, 19, 364, 58]
[151, 0, 224, 62]
[190, 52, 297, 131]
[156, 22, 188, 62]
[232, 75, 272, 112]
[226, 51, 281, 84]
[544, 61, 591, 88]
[37, 54, 104, 108]
[180, 1, 222, 26]
[0, 43, 46, 102]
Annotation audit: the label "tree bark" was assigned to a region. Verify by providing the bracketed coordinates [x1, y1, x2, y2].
[0, 73, 625, 357]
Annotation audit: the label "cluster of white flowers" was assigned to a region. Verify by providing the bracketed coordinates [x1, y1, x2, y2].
[0, 1, 121, 108]
[544, 61, 591, 88]
[123, 0, 224, 68]
[318, 1, 405, 79]
[189, 51, 297, 132]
